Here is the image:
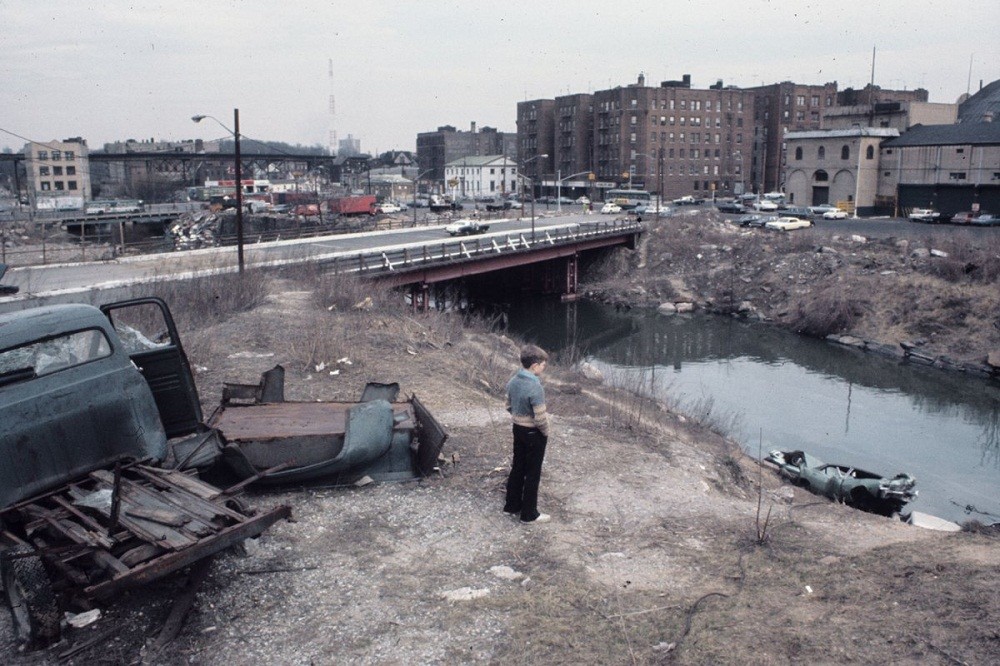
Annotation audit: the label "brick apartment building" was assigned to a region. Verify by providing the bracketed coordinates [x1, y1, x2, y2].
[416, 122, 517, 183]
[517, 74, 838, 201]
[22, 137, 91, 208]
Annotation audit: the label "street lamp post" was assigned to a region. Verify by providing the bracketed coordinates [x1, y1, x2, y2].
[557, 170, 595, 213]
[520, 154, 548, 241]
[192, 109, 244, 273]
[412, 168, 434, 226]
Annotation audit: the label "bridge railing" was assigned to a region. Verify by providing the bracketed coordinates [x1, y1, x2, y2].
[321, 218, 643, 280]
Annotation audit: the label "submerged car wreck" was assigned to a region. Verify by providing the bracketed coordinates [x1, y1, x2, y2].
[766, 450, 917, 516]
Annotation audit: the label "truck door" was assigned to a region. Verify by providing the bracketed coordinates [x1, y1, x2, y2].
[100, 297, 203, 438]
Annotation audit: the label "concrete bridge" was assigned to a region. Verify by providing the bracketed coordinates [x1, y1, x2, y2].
[0, 215, 642, 312]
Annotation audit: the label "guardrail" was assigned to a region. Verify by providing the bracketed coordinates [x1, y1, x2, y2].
[325, 218, 643, 280]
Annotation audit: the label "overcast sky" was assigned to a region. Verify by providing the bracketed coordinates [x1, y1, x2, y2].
[2, 1, 998, 155]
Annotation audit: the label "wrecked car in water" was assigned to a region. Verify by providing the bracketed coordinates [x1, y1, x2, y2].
[766, 450, 917, 516]
[0, 299, 291, 647]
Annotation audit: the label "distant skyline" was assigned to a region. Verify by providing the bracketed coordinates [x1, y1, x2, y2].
[2, 1, 998, 154]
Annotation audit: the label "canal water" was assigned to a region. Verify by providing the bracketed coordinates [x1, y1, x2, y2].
[504, 297, 1000, 525]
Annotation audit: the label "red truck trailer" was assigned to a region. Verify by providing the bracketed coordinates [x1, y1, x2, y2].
[327, 195, 376, 216]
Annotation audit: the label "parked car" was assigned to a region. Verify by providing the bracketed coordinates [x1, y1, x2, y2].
[807, 203, 840, 216]
[752, 200, 779, 212]
[766, 449, 917, 516]
[553, 196, 575, 205]
[715, 201, 746, 213]
[782, 206, 813, 219]
[484, 198, 512, 211]
[951, 211, 979, 225]
[633, 204, 672, 217]
[673, 195, 704, 205]
[600, 202, 622, 214]
[971, 213, 1000, 226]
[822, 208, 849, 219]
[374, 202, 402, 214]
[444, 218, 490, 236]
[0, 263, 18, 295]
[575, 196, 591, 205]
[508, 200, 523, 209]
[735, 213, 768, 228]
[908, 208, 941, 223]
[765, 216, 813, 231]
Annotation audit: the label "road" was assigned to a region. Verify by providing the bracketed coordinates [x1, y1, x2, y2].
[1, 213, 597, 299]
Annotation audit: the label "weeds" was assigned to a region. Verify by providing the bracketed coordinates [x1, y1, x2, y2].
[787, 284, 863, 337]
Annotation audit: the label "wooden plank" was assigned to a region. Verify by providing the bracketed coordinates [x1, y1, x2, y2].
[138, 467, 221, 501]
[124, 506, 190, 527]
[128, 468, 246, 522]
[45, 518, 129, 576]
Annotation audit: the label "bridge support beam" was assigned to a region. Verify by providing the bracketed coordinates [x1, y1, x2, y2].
[561, 254, 579, 302]
[410, 282, 430, 312]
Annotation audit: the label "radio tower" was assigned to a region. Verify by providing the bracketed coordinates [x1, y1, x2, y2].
[328, 58, 338, 156]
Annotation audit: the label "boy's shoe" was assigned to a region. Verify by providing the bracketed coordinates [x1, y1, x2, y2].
[522, 513, 550, 524]
[503, 510, 520, 519]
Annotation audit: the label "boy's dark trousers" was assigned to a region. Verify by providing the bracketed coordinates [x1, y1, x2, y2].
[504, 424, 548, 522]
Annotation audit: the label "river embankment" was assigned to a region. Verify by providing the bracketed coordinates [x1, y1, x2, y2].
[583, 210, 1000, 380]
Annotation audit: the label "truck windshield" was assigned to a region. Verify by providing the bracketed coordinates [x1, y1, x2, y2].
[0, 328, 112, 382]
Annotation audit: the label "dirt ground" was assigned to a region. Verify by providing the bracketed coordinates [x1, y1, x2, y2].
[2, 274, 998, 665]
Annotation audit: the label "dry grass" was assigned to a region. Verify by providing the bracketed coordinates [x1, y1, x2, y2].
[786, 284, 865, 337]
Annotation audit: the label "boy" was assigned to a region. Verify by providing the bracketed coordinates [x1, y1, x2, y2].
[503, 344, 551, 523]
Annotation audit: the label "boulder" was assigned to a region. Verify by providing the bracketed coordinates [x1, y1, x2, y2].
[675, 302, 695, 313]
[836, 335, 865, 348]
[578, 362, 604, 381]
[986, 351, 1000, 370]
[850, 234, 867, 243]
[657, 302, 677, 315]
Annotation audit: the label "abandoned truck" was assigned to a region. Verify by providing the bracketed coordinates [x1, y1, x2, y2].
[0, 298, 292, 647]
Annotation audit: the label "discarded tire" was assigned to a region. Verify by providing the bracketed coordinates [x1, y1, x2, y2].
[1, 547, 61, 647]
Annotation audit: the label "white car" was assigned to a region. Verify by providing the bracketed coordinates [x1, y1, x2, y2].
[576, 196, 591, 205]
[600, 202, 622, 214]
[444, 219, 490, 236]
[822, 208, 849, 219]
[375, 202, 402, 214]
[753, 200, 779, 212]
[908, 208, 940, 223]
[808, 203, 839, 216]
[764, 216, 814, 231]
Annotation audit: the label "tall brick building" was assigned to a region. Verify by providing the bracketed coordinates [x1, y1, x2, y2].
[416, 122, 517, 183]
[517, 74, 837, 200]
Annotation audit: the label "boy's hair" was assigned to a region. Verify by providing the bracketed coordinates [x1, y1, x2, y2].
[520, 344, 549, 369]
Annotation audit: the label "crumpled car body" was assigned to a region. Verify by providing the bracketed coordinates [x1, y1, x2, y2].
[766, 449, 917, 516]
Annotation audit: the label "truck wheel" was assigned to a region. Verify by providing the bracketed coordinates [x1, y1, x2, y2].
[1, 548, 61, 647]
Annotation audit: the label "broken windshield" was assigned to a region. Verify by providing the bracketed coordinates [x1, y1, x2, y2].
[0, 328, 112, 383]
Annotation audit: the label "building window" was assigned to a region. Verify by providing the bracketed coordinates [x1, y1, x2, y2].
[794, 147, 803, 160]
[811, 95, 819, 106]
[841, 145, 850, 160]
[54, 181, 65, 190]
[68, 181, 78, 190]
[39, 166, 50, 176]
[693, 181, 699, 190]
[866, 146, 875, 159]
[631, 115, 637, 125]
[679, 149, 686, 158]
[630, 133, 637, 143]
[814, 170, 828, 182]
[956, 148, 964, 154]
[818, 146, 826, 160]
[66, 166, 76, 175]
[796, 111, 805, 121]
[51, 150, 61, 160]
[53, 166, 63, 175]
[65, 151, 75, 160]
[948, 172, 967, 180]
[796, 95, 805, 106]
[40, 182, 51, 190]
[38, 150, 48, 160]
[826, 96, 832, 106]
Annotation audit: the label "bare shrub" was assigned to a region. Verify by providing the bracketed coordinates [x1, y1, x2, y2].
[127, 269, 271, 332]
[787, 285, 863, 337]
